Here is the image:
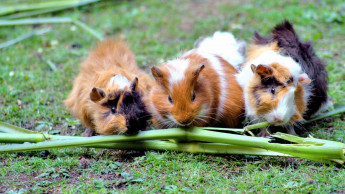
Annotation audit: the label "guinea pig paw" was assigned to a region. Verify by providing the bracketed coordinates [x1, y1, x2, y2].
[81, 128, 96, 137]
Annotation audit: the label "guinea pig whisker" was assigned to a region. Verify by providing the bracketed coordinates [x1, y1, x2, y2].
[198, 115, 220, 123]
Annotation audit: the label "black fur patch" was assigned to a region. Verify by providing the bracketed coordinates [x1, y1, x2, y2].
[254, 20, 328, 119]
[117, 91, 152, 134]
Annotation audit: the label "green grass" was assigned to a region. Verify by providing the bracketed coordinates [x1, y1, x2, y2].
[1, 0, 345, 192]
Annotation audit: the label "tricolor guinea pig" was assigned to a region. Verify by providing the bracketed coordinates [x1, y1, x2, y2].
[149, 32, 245, 128]
[64, 40, 152, 136]
[236, 20, 328, 136]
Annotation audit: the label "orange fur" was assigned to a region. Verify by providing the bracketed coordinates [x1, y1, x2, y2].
[64, 39, 152, 135]
[246, 42, 280, 63]
[149, 51, 244, 128]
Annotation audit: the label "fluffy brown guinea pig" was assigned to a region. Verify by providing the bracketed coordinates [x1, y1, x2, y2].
[64, 39, 152, 136]
[149, 32, 245, 128]
[236, 20, 328, 136]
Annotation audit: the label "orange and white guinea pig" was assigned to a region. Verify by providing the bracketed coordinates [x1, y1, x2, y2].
[236, 20, 328, 136]
[64, 39, 152, 136]
[149, 32, 245, 128]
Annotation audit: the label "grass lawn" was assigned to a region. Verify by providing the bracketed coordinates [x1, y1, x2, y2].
[1, 0, 345, 193]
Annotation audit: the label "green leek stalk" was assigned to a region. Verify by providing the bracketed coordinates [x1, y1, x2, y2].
[1, 128, 344, 164]
[89, 141, 290, 157]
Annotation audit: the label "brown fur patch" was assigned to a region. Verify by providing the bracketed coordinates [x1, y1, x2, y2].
[149, 51, 244, 128]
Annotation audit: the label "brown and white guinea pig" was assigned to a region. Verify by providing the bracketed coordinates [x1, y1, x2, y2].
[64, 39, 152, 136]
[149, 32, 245, 128]
[236, 20, 328, 136]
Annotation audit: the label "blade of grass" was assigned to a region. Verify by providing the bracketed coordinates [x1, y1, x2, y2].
[307, 102, 345, 123]
[73, 19, 103, 41]
[45, 59, 58, 72]
[0, 18, 103, 40]
[0, 0, 100, 20]
[0, 28, 50, 49]
[0, 0, 91, 16]
[0, 17, 73, 25]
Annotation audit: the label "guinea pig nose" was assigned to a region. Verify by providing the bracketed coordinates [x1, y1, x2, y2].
[274, 116, 283, 123]
[179, 119, 192, 126]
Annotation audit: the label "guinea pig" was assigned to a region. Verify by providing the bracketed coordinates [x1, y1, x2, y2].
[149, 32, 245, 129]
[236, 20, 328, 136]
[64, 39, 152, 136]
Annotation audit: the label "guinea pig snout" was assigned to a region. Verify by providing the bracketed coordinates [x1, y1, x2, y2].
[173, 115, 194, 126]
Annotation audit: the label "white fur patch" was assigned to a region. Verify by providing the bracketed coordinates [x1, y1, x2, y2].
[265, 87, 296, 125]
[108, 74, 130, 90]
[195, 31, 245, 69]
[167, 59, 190, 84]
[194, 51, 227, 119]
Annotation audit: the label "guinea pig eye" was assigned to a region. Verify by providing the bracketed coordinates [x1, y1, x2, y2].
[270, 87, 275, 95]
[168, 95, 173, 104]
[192, 91, 196, 102]
[111, 106, 116, 113]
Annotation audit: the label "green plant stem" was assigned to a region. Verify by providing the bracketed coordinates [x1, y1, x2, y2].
[0, 17, 103, 40]
[0, 28, 51, 49]
[88, 141, 291, 157]
[73, 19, 103, 41]
[0, 133, 48, 143]
[0, 17, 73, 25]
[244, 122, 270, 132]
[0, 0, 92, 16]
[188, 128, 345, 163]
[0, 122, 38, 134]
[1, 127, 344, 163]
[0, 0, 99, 19]
[0, 128, 187, 152]
[307, 103, 345, 123]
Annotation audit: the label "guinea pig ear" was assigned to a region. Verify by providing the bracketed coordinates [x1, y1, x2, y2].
[130, 77, 139, 92]
[298, 72, 311, 85]
[151, 66, 163, 79]
[90, 87, 105, 102]
[254, 64, 273, 77]
[193, 62, 205, 77]
[151, 66, 167, 87]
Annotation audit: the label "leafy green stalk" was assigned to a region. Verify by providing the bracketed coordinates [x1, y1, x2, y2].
[89, 141, 290, 157]
[188, 128, 345, 163]
[0, 128, 186, 152]
[0, 122, 39, 134]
